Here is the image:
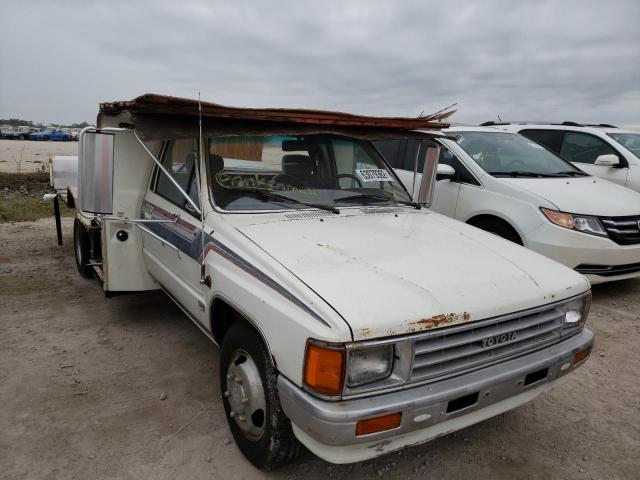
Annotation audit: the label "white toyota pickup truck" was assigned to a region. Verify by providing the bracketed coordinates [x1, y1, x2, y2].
[72, 94, 593, 469]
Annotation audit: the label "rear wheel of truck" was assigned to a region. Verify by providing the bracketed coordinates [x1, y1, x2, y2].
[220, 322, 302, 470]
[73, 219, 93, 278]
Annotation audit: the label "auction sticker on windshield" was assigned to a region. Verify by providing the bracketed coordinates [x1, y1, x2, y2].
[356, 169, 394, 182]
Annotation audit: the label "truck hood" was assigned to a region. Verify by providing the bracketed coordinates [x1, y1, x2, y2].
[500, 176, 640, 216]
[231, 209, 589, 341]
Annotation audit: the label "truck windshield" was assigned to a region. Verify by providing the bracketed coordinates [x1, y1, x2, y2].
[607, 132, 640, 159]
[455, 132, 585, 177]
[208, 134, 413, 211]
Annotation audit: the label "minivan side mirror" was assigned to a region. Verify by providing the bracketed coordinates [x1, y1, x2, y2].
[436, 163, 456, 181]
[594, 154, 620, 167]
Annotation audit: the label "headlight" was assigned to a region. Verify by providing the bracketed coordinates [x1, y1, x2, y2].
[541, 208, 608, 237]
[558, 291, 591, 330]
[346, 344, 394, 387]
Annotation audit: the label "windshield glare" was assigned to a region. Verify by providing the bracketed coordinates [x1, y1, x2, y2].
[607, 132, 640, 158]
[455, 132, 581, 176]
[208, 134, 411, 211]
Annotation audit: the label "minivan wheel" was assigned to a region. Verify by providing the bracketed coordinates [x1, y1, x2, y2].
[73, 219, 93, 278]
[220, 322, 302, 470]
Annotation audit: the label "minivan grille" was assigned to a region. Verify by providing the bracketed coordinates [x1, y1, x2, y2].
[409, 306, 577, 383]
[600, 216, 640, 245]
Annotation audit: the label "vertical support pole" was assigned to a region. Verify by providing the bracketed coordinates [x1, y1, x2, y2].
[53, 196, 63, 246]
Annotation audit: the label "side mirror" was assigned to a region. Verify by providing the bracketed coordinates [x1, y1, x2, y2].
[436, 163, 456, 181]
[417, 144, 440, 206]
[78, 130, 114, 214]
[594, 154, 620, 167]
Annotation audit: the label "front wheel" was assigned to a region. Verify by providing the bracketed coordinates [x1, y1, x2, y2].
[220, 322, 302, 470]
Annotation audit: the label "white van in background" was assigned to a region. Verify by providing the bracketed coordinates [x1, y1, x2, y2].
[492, 122, 640, 193]
[378, 127, 640, 284]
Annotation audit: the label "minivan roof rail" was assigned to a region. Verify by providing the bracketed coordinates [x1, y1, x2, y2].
[582, 123, 617, 128]
[479, 121, 617, 128]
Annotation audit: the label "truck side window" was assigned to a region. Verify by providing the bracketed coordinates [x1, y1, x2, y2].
[519, 129, 564, 154]
[154, 138, 200, 212]
[559, 132, 620, 165]
[439, 146, 480, 186]
[373, 140, 405, 169]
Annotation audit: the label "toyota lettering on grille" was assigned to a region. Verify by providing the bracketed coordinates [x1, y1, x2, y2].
[481, 331, 519, 348]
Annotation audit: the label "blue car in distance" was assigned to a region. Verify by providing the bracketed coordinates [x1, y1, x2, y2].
[30, 129, 71, 141]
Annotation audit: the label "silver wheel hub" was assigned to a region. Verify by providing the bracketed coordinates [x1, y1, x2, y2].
[225, 349, 266, 441]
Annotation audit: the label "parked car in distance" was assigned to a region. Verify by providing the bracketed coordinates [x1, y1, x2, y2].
[30, 129, 72, 141]
[377, 126, 640, 284]
[0, 126, 20, 139]
[489, 122, 640, 193]
[15, 126, 38, 139]
[70, 94, 595, 469]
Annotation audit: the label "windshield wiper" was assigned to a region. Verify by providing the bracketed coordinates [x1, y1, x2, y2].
[553, 170, 589, 176]
[221, 187, 340, 214]
[489, 171, 559, 178]
[335, 193, 422, 209]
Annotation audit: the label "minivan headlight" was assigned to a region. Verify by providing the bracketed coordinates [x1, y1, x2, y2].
[541, 208, 608, 237]
[346, 344, 394, 387]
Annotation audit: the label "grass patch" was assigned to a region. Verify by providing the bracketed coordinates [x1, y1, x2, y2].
[0, 197, 74, 222]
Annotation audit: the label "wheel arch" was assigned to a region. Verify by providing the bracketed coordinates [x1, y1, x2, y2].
[465, 213, 524, 245]
[210, 295, 274, 362]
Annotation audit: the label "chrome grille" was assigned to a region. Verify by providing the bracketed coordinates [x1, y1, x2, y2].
[600, 216, 640, 245]
[410, 306, 577, 383]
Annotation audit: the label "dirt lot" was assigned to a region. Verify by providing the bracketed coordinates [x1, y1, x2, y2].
[0, 139, 77, 173]
[0, 218, 639, 480]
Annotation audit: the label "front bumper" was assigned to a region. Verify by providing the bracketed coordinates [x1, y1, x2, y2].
[525, 222, 640, 284]
[278, 329, 593, 464]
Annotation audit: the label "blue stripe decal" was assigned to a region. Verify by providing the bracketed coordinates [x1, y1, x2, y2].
[142, 202, 330, 327]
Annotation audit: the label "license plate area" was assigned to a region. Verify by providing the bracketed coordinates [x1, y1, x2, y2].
[523, 367, 549, 386]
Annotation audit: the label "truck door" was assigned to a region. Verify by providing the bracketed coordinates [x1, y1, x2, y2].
[139, 138, 208, 326]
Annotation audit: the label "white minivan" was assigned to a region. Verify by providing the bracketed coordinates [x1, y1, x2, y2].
[378, 126, 640, 284]
[495, 123, 640, 193]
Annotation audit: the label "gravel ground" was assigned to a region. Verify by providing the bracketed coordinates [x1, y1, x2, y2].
[0, 218, 639, 480]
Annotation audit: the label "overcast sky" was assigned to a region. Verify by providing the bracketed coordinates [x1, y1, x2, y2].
[1, 0, 638, 127]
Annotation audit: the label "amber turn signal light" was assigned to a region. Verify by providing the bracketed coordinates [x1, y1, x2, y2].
[356, 412, 402, 436]
[304, 342, 345, 395]
[573, 347, 591, 366]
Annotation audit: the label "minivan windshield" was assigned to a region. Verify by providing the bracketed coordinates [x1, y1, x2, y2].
[208, 134, 414, 211]
[455, 131, 586, 177]
[607, 132, 640, 159]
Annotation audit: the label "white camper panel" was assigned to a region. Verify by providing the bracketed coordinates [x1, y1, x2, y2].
[78, 114, 161, 292]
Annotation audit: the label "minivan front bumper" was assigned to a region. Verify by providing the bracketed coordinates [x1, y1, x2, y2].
[278, 329, 593, 464]
[525, 222, 640, 284]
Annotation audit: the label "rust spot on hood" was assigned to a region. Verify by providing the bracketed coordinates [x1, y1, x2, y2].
[411, 312, 471, 330]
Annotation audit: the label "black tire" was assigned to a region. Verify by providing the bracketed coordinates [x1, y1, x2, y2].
[470, 217, 522, 245]
[73, 219, 93, 278]
[43, 136, 49, 141]
[220, 322, 302, 470]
